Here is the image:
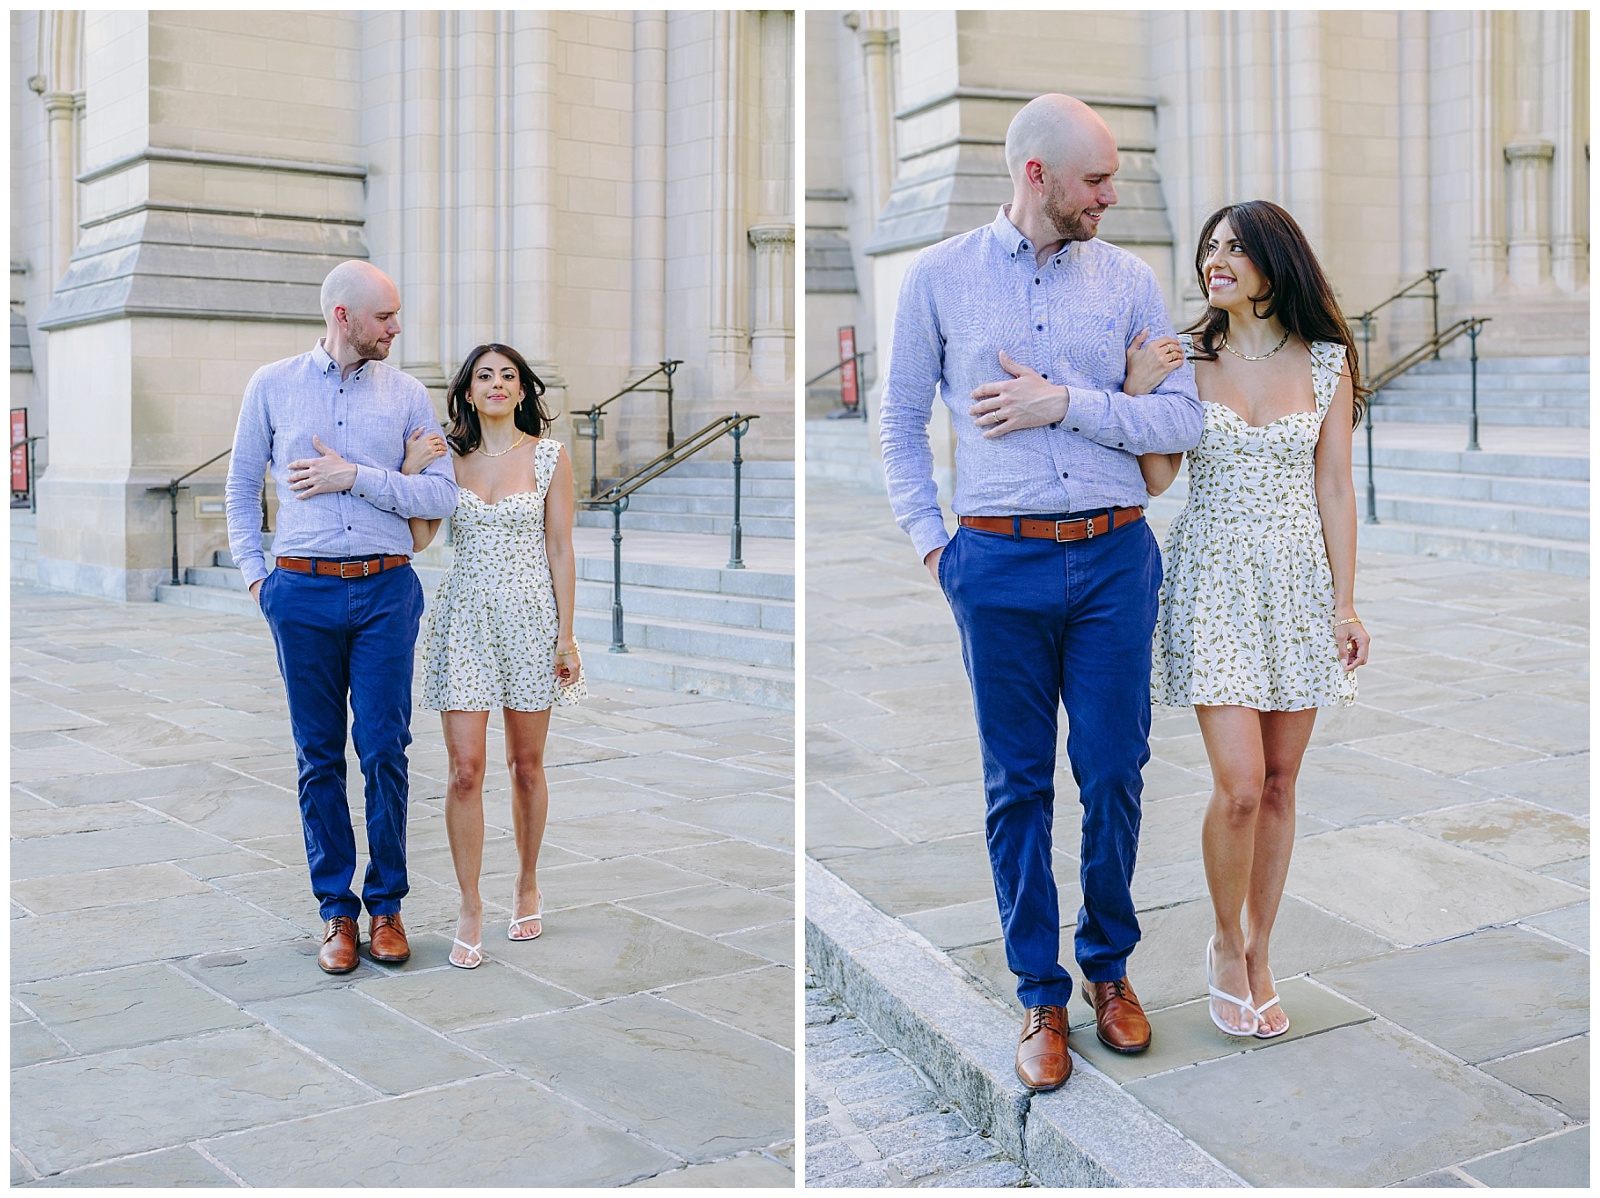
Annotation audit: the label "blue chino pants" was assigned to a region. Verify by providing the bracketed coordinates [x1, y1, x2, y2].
[258, 564, 423, 920]
[939, 513, 1161, 1009]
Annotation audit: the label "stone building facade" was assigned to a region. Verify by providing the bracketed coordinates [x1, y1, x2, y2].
[806, 10, 1588, 406]
[12, 9, 794, 600]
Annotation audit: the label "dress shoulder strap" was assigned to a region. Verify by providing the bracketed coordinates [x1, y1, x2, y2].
[1311, 341, 1347, 417]
[534, 437, 563, 495]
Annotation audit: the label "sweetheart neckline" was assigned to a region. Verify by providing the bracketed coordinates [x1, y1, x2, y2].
[458, 487, 541, 507]
[1204, 400, 1318, 430]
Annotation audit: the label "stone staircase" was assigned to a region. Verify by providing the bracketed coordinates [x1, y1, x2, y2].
[11, 506, 37, 582]
[575, 459, 794, 538]
[804, 416, 880, 487]
[154, 523, 795, 710]
[1370, 355, 1589, 427]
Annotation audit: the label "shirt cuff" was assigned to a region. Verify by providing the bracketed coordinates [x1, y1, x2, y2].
[352, 463, 384, 506]
[1061, 387, 1110, 440]
[239, 557, 269, 588]
[909, 515, 951, 563]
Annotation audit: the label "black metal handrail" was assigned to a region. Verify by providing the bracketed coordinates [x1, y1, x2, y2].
[577, 412, 760, 653]
[10, 434, 44, 512]
[145, 449, 270, 586]
[1361, 315, 1492, 524]
[574, 359, 682, 497]
[804, 348, 871, 388]
[1355, 268, 1445, 354]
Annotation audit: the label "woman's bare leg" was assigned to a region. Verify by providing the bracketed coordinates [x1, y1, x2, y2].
[442, 710, 490, 965]
[1242, 708, 1318, 1034]
[1195, 704, 1267, 1033]
[503, 706, 553, 939]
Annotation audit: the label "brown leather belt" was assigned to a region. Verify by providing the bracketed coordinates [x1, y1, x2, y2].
[958, 508, 1144, 542]
[275, 554, 411, 579]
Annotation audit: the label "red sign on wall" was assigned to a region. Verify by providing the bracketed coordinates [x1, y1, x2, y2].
[10, 409, 28, 497]
[838, 326, 858, 410]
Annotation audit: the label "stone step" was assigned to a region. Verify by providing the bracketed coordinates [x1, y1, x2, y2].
[1372, 494, 1587, 541]
[572, 609, 792, 668]
[575, 509, 794, 538]
[1353, 466, 1589, 510]
[1351, 442, 1589, 480]
[1370, 405, 1588, 427]
[608, 475, 796, 499]
[574, 577, 793, 634]
[1355, 519, 1589, 577]
[1373, 387, 1589, 407]
[1391, 354, 1588, 376]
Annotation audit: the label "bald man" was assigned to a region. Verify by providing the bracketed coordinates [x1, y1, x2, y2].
[225, 260, 457, 974]
[879, 95, 1203, 1090]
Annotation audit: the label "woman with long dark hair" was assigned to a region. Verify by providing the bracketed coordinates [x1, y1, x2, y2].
[1124, 201, 1371, 1038]
[399, 343, 585, 969]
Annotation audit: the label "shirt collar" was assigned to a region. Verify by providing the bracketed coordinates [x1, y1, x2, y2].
[990, 205, 1078, 265]
[312, 339, 365, 379]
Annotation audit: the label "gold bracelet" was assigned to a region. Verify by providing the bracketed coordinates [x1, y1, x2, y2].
[1333, 617, 1362, 628]
[555, 647, 579, 657]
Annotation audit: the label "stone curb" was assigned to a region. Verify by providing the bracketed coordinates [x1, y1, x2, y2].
[804, 859, 1246, 1188]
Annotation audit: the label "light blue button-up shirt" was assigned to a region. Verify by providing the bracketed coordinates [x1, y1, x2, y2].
[879, 208, 1203, 560]
[225, 341, 457, 587]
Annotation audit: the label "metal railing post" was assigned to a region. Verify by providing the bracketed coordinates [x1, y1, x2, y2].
[608, 496, 630, 653]
[1359, 313, 1379, 525]
[1466, 320, 1482, 452]
[147, 447, 232, 588]
[662, 359, 679, 451]
[1429, 269, 1443, 359]
[727, 416, 747, 569]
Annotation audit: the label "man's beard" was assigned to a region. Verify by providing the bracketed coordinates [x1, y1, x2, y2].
[351, 330, 392, 361]
[1044, 191, 1100, 242]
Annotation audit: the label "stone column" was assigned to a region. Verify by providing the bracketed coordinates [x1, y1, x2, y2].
[453, 10, 498, 356]
[748, 223, 794, 384]
[397, 10, 447, 390]
[853, 12, 896, 221]
[1545, 10, 1588, 295]
[1283, 10, 1326, 252]
[508, 11, 564, 406]
[706, 9, 748, 394]
[1396, 10, 1433, 348]
[630, 11, 668, 376]
[1504, 139, 1555, 291]
[1467, 11, 1504, 298]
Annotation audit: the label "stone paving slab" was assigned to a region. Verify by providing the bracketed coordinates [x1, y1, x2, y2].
[1127, 1020, 1567, 1186]
[458, 992, 793, 1163]
[804, 484, 1589, 1189]
[10, 583, 794, 1186]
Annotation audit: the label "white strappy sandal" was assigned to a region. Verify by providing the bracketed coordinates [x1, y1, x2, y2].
[507, 901, 543, 941]
[1248, 978, 1290, 1039]
[1206, 936, 1259, 1037]
[449, 938, 483, 970]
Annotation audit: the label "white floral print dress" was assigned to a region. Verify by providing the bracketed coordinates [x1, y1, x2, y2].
[1151, 339, 1357, 711]
[422, 437, 586, 712]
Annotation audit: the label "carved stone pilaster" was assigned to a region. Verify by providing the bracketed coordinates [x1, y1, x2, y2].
[748, 223, 794, 385]
[1504, 138, 1555, 291]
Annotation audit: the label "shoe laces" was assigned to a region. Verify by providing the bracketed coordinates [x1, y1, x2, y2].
[1023, 1005, 1064, 1041]
[326, 916, 355, 940]
[1103, 978, 1139, 1007]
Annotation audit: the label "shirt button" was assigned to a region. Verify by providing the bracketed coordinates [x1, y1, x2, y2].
[1041, 373, 1049, 379]
[1050, 422, 1059, 430]
[346, 525, 352, 531]
[1061, 472, 1069, 479]
[1072, 427, 1080, 432]
[1036, 324, 1043, 331]
[1117, 442, 1124, 448]
[1034, 278, 1041, 285]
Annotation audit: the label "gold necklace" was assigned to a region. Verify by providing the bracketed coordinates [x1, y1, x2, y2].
[1221, 329, 1290, 361]
[478, 431, 527, 458]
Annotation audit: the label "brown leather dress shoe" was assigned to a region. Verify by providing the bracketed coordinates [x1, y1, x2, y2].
[1015, 1005, 1071, 1092]
[368, 912, 410, 962]
[318, 916, 359, 974]
[1086, 976, 1151, 1053]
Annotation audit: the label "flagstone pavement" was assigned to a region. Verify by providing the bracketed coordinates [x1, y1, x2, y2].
[10, 581, 795, 1187]
[806, 483, 1588, 1188]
